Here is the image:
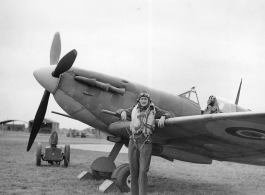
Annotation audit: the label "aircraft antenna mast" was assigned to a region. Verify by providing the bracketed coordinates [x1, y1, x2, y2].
[235, 79, 242, 105]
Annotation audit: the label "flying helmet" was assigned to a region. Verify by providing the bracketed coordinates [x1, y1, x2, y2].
[207, 95, 217, 106]
[137, 91, 152, 102]
[209, 95, 216, 100]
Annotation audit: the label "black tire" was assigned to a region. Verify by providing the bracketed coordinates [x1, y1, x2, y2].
[64, 145, 70, 167]
[116, 164, 131, 192]
[36, 143, 42, 166]
[91, 169, 112, 180]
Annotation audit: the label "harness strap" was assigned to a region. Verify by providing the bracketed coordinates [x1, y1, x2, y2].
[127, 103, 156, 149]
[126, 126, 151, 150]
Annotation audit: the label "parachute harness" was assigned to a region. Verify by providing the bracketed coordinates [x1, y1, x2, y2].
[126, 105, 155, 150]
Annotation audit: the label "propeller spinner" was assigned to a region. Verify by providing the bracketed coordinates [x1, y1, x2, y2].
[27, 33, 77, 151]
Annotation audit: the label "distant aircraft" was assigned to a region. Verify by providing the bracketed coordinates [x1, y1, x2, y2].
[27, 32, 265, 191]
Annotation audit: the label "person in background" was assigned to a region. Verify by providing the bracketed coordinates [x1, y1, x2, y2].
[203, 95, 220, 114]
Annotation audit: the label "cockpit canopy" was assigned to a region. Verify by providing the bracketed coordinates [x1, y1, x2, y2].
[179, 88, 249, 114]
[215, 96, 248, 113]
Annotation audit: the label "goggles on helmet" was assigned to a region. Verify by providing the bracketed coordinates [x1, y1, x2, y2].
[137, 91, 152, 102]
[209, 95, 216, 100]
[139, 92, 150, 99]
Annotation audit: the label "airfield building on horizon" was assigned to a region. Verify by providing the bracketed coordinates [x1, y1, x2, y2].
[28, 118, 59, 134]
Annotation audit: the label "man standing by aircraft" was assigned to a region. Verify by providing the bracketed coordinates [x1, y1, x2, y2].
[117, 91, 174, 195]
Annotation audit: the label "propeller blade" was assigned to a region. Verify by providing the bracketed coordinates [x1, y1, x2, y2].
[27, 90, 50, 151]
[50, 32, 61, 65]
[52, 49, 77, 78]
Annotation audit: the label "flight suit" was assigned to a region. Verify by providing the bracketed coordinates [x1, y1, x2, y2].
[118, 104, 174, 195]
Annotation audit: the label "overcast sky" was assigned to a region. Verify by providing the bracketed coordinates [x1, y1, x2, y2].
[1, 0, 265, 130]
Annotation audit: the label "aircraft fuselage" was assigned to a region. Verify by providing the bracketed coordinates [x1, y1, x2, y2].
[53, 67, 201, 136]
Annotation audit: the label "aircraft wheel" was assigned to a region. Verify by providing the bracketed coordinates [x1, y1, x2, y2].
[36, 143, 42, 166]
[91, 169, 112, 180]
[116, 164, 131, 192]
[64, 145, 70, 167]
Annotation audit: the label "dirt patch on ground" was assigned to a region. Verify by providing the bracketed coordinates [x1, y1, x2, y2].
[1, 132, 265, 195]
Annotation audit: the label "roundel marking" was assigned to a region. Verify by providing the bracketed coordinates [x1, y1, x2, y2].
[225, 127, 265, 140]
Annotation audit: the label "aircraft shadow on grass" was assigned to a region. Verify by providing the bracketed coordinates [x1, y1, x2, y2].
[148, 175, 236, 194]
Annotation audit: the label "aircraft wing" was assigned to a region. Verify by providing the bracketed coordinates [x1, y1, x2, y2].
[108, 112, 265, 166]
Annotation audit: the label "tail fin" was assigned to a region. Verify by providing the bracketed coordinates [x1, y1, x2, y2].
[235, 79, 242, 105]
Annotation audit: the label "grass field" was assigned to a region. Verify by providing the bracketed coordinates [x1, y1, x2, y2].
[1, 132, 265, 195]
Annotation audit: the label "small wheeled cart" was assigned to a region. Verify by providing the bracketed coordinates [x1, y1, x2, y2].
[36, 131, 70, 167]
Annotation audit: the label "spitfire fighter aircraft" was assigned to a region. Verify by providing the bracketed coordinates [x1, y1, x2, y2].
[28, 32, 265, 191]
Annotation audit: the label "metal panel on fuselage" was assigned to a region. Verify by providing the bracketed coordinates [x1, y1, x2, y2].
[181, 98, 201, 116]
[54, 72, 109, 132]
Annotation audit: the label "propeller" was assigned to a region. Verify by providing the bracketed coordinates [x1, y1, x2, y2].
[27, 33, 77, 151]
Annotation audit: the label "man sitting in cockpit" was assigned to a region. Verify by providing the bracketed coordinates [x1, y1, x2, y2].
[203, 95, 220, 114]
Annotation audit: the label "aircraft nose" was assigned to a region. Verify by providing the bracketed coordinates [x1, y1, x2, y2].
[34, 66, 59, 94]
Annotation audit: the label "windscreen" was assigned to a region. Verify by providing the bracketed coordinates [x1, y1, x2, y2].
[180, 90, 200, 105]
[216, 97, 248, 113]
[216, 97, 236, 113]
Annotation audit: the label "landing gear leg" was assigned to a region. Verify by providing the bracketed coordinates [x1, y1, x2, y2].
[90, 143, 123, 180]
